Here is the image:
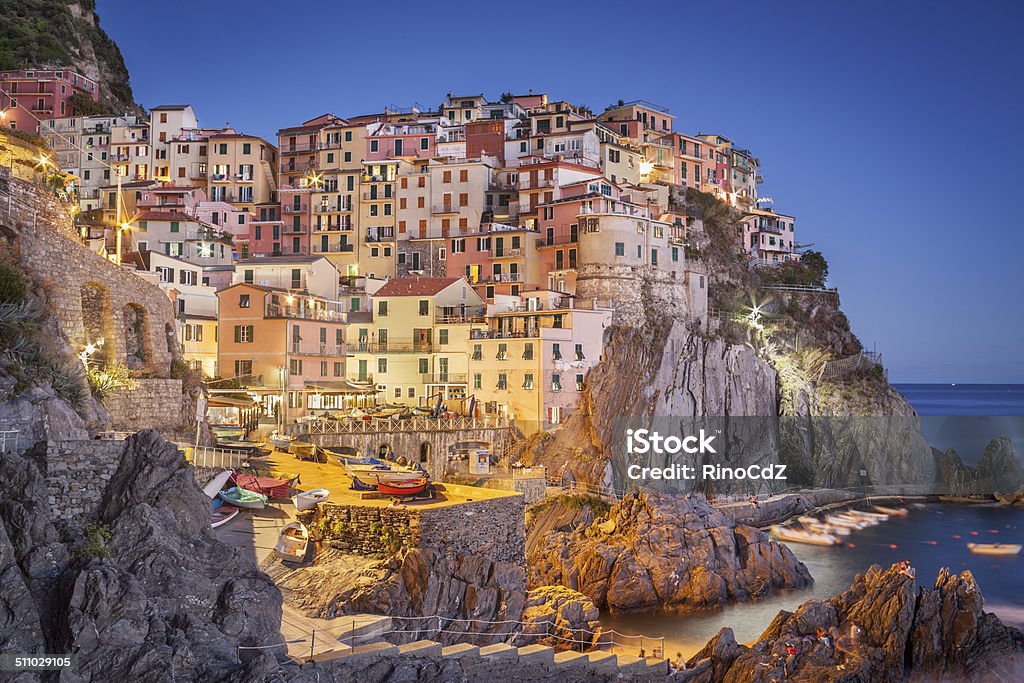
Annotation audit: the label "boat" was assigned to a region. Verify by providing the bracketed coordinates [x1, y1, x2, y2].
[850, 509, 889, 521]
[806, 521, 851, 536]
[874, 505, 909, 517]
[826, 514, 866, 530]
[268, 431, 294, 451]
[231, 472, 296, 499]
[293, 488, 330, 511]
[210, 425, 245, 440]
[770, 525, 840, 546]
[797, 516, 819, 525]
[217, 439, 263, 454]
[202, 469, 233, 499]
[966, 543, 1022, 556]
[377, 477, 429, 497]
[274, 522, 309, 563]
[210, 498, 239, 528]
[349, 468, 428, 487]
[218, 486, 268, 509]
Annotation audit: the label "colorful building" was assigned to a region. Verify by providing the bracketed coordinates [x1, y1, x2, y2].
[0, 68, 99, 132]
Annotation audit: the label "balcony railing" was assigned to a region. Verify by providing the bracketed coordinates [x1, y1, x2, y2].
[289, 342, 343, 356]
[479, 272, 522, 283]
[314, 201, 352, 213]
[283, 205, 307, 214]
[431, 204, 458, 214]
[490, 247, 524, 258]
[364, 229, 395, 241]
[422, 373, 468, 384]
[362, 192, 394, 201]
[265, 304, 345, 322]
[519, 177, 555, 190]
[434, 312, 485, 324]
[281, 142, 318, 153]
[536, 235, 578, 247]
[346, 341, 434, 354]
[314, 242, 354, 254]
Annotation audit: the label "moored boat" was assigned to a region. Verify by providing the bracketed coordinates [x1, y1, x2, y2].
[202, 469, 232, 499]
[770, 525, 840, 546]
[210, 498, 239, 528]
[826, 514, 866, 529]
[275, 522, 309, 563]
[268, 431, 294, 451]
[874, 505, 909, 517]
[850, 509, 889, 521]
[293, 488, 330, 511]
[231, 472, 295, 499]
[377, 477, 429, 497]
[350, 468, 427, 487]
[797, 516, 819, 525]
[966, 543, 1022, 556]
[218, 486, 268, 509]
[807, 521, 851, 536]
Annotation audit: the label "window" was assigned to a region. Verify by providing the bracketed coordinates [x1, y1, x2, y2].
[407, 387, 415, 398]
[378, 300, 388, 316]
[179, 270, 197, 286]
[370, 140, 379, 152]
[522, 342, 534, 360]
[377, 358, 388, 374]
[551, 374, 562, 392]
[418, 300, 429, 316]
[394, 387, 402, 399]
[233, 325, 254, 343]
[420, 137, 429, 150]
[439, 329, 449, 345]
[334, 362, 342, 377]
[239, 294, 251, 308]
[289, 359, 302, 375]
[496, 343, 508, 360]
[672, 247, 679, 262]
[523, 373, 535, 390]
[575, 344, 585, 361]
[233, 360, 252, 378]
[291, 269, 302, 289]
[170, 221, 179, 233]
[418, 358, 429, 374]
[473, 373, 482, 390]
[614, 242, 625, 257]
[651, 249, 658, 266]
[242, 143, 251, 154]
[320, 361, 328, 376]
[496, 373, 508, 390]
[552, 343, 562, 360]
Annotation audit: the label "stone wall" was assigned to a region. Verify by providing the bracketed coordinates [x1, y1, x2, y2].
[44, 439, 125, 524]
[104, 379, 186, 432]
[0, 170, 178, 376]
[396, 240, 446, 278]
[481, 477, 548, 505]
[575, 262, 708, 326]
[418, 484, 525, 566]
[316, 504, 416, 556]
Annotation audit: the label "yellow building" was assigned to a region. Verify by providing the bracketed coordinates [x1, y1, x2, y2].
[311, 121, 368, 275]
[357, 159, 399, 279]
[207, 133, 278, 213]
[345, 277, 485, 406]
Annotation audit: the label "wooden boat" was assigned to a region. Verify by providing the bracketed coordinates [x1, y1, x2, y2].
[770, 525, 839, 546]
[826, 514, 864, 529]
[274, 522, 309, 563]
[210, 498, 239, 528]
[268, 431, 294, 450]
[218, 439, 263, 453]
[231, 472, 295, 499]
[218, 486, 268, 509]
[293, 488, 330, 511]
[967, 543, 1022, 556]
[798, 516, 819, 525]
[874, 505, 909, 517]
[850, 509, 888, 521]
[202, 470, 233, 499]
[837, 512, 876, 526]
[807, 521, 851, 536]
[349, 468, 427, 487]
[377, 478, 429, 497]
[210, 425, 245, 440]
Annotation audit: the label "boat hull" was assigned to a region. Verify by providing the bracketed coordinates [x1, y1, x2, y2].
[293, 488, 330, 511]
[378, 478, 428, 496]
[275, 522, 309, 563]
[218, 487, 267, 509]
[967, 543, 1022, 556]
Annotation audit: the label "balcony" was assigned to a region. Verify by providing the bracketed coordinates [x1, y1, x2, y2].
[346, 341, 434, 354]
[281, 142, 318, 153]
[314, 201, 352, 213]
[361, 191, 394, 201]
[364, 228, 395, 242]
[314, 242, 355, 254]
[519, 177, 555, 190]
[422, 373, 468, 385]
[434, 310, 486, 324]
[314, 219, 353, 231]
[535, 235, 578, 248]
[432, 204, 459, 215]
[234, 173, 254, 183]
[480, 272, 522, 284]
[283, 205, 307, 214]
[265, 304, 345, 322]
[289, 342, 343, 356]
[490, 247, 524, 259]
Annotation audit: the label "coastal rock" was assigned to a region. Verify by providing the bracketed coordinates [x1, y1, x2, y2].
[521, 585, 603, 649]
[936, 436, 1024, 496]
[681, 563, 1024, 682]
[527, 492, 811, 611]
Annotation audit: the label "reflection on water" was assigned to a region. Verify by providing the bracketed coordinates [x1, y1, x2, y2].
[600, 504, 1024, 659]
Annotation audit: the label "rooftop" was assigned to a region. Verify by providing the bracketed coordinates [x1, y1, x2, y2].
[374, 276, 462, 297]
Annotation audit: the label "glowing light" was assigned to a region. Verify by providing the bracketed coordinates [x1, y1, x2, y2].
[286, 295, 295, 304]
[37, 153, 51, 169]
[638, 160, 654, 175]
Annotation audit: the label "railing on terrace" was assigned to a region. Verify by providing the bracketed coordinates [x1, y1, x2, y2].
[282, 205, 307, 214]
[179, 444, 250, 469]
[433, 313, 485, 324]
[289, 343, 343, 356]
[535, 235, 578, 247]
[364, 229, 395, 241]
[265, 304, 345, 322]
[285, 414, 509, 436]
[421, 373, 468, 384]
[758, 284, 838, 294]
[345, 341, 434, 354]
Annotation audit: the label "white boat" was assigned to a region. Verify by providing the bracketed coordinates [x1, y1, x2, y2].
[798, 516, 819, 525]
[807, 521, 851, 536]
[293, 488, 330, 511]
[275, 522, 309, 563]
[268, 431, 294, 451]
[850, 509, 888, 521]
[874, 505, 909, 517]
[771, 525, 840, 546]
[967, 543, 1021, 556]
[826, 514, 866, 530]
[202, 469, 232, 499]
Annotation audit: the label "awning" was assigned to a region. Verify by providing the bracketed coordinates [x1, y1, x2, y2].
[304, 379, 377, 394]
[208, 395, 258, 407]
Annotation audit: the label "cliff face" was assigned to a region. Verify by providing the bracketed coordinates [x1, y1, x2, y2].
[0, 0, 138, 113]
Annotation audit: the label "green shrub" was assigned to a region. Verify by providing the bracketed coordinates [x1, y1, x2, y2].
[85, 363, 139, 398]
[74, 523, 113, 559]
[0, 264, 27, 304]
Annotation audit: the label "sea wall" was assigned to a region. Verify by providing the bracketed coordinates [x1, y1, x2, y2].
[104, 378, 186, 432]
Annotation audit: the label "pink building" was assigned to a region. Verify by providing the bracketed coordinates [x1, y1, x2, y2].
[365, 122, 436, 161]
[741, 208, 798, 265]
[0, 68, 99, 132]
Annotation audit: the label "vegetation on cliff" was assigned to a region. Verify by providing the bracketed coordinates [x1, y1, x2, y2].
[0, 0, 138, 113]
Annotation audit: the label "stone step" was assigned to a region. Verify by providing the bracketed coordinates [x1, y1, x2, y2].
[641, 657, 669, 675]
[585, 650, 619, 672]
[552, 650, 589, 669]
[441, 643, 480, 659]
[615, 654, 650, 674]
[398, 640, 443, 657]
[478, 643, 518, 661]
[516, 643, 555, 665]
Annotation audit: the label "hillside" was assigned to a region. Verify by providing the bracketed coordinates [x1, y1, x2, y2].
[0, 0, 138, 113]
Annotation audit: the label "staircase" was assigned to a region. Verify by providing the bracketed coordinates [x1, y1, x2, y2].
[307, 638, 670, 679]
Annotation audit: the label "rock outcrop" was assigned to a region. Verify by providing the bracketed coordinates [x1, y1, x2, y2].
[936, 436, 1024, 497]
[680, 563, 1024, 682]
[0, 430, 283, 681]
[528, 492, 811, 612]
[521, 585, 603, 650]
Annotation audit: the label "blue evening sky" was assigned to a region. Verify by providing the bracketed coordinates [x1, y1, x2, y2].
[96, 0, 1024, 383]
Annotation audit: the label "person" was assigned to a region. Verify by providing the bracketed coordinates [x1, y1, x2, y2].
[639, 647, 645, 659]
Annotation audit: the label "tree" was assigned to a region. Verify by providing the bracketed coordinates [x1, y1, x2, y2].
[800, 251, 829, 287]
[499, 92, 514, 104]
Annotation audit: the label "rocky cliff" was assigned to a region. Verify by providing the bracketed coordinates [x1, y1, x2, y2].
[0, 0, 138, 113]
[527, 492, 811, 612]
[680, 563, 1024, 682]
[0, 431, 282, 680]
[934, 435, 1024, 497]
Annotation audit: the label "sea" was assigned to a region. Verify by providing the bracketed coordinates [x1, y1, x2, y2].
[600, 384, 1024, 658]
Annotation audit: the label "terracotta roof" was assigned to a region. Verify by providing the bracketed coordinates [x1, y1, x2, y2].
[374, 277, 461, 297]
[135, 210, 199, 221]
